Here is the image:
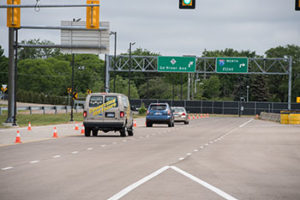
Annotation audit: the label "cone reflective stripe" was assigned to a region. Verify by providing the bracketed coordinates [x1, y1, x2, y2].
[53, 127, 58, 138]
[133, 120, 137, 127]
[28, 122, 32, 131]
[15, 130, 22, 143]
[75, 123, 79, 130]
[188, 115, 191, 120]
[81, 125, 85, 134]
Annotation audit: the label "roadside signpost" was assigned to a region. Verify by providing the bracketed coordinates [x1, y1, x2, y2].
[157, 56, 196, 72]
[216, 57, 248, 73]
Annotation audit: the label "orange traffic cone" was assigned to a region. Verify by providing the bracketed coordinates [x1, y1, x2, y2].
[200, 114, 203, 118]
[256, 114, 259, 119]
[188, 115, 191, 120]
[196, 114, 199, 119]
[15, 130, 22, 144]
[133, 120, 137, 127]
[193, 115, 195, 120]
[207, 113, 209, 118]
[75, 123, 79, 131]
[81, 125, 85, 134]
[27, 122, 32, 131]
[53, 127, 58, 138]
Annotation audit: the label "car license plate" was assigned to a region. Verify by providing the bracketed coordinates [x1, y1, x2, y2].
[106, 112, 115, 118]
[155, 112, 162, 115]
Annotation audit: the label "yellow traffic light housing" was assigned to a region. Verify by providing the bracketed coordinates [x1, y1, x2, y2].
[7, 0, 21, 28]
[179, 0, 195, 9]
[296, 0, 300, 10]
[86, 0, 99, 29]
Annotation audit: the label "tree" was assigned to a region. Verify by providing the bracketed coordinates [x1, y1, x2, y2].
[0, 46, 8, 86]
[109, 75, 139, 99]
[202, 75, 221, 100]
[265, 45, 300, 102]
[18, 39, 61, 59]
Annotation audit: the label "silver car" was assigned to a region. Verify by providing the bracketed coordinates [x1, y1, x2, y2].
[171, 107, 189, 124]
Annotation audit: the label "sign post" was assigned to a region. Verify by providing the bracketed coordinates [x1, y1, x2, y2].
[216, 57, 248, 73]
[158, 56, 196, 72]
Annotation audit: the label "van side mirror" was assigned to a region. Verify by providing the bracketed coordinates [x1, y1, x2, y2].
[131, 105, 136, 111]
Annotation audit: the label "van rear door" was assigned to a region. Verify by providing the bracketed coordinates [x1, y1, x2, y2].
[87, 95, 104, 121]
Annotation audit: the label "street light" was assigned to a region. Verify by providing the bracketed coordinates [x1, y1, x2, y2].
[110, 31, 117, 92]
[128, 42, 135, 100]
[246, 85, 250, 102]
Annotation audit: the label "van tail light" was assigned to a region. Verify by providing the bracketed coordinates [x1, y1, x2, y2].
[168, 110, 171, 115]
[120, 111, 125, 118]
[147, 110, 149, 115]
[83, 111, 87, 118]
[182, 113, 186, 116]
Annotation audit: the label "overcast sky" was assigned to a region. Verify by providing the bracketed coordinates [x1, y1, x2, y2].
[0, 0, 299, 57]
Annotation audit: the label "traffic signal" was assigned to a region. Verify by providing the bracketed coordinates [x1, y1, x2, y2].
[179, 0, 195, 9]
[296, 0, 300, 10]
[7, 0, 21, 28]
[86, 0, 99, 29]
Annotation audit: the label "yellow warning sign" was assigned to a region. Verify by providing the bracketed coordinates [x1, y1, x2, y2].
[297, 97, 300, 103]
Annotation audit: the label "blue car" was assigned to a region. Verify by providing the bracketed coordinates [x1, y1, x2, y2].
[146, 103, 174, 127]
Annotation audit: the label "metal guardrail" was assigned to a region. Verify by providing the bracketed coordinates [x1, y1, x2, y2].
[0, 105, 83, 115]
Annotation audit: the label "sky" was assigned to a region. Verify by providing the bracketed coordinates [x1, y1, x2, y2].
[0, 0, 300, 57]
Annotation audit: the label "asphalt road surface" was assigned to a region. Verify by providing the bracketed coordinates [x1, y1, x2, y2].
[0, 117, 300, 200]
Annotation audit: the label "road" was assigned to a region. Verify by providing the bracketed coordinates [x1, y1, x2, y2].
[0, 117, 300, 200]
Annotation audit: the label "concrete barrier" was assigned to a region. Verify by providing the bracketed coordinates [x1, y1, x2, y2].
[260, 112, 281, 123]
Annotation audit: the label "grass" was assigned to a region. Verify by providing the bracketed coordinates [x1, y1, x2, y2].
[0, 113, 83, 128]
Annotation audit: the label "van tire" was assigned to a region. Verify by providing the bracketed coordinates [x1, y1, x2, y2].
[85, 127, 91, 137]
[120, 127, 127, 137]
[128, 126, 134, 136]
[92, 129, 98, 137]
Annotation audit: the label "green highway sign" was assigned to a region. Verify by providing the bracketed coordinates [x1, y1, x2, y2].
[158, 56, 196, 72]
[216, 57, 248, 73]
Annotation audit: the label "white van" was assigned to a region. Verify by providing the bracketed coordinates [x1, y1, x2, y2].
[83, 93, 134, 137]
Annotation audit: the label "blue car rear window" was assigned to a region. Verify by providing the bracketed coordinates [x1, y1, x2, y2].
[150, 105, 167, 110]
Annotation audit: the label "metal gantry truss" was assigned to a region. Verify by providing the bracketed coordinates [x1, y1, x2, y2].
[106, 55, 290, 75]
[105, 55, 292, 109]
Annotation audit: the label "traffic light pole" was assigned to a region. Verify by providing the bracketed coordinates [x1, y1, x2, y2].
[5, 28, 17, 126]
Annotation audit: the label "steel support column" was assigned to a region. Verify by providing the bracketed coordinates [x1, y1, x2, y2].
[288, 57, 292, 110]
[5, 28, 17, 125]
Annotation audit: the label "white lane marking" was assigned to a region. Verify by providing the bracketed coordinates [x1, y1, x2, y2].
[53, 155, 61, 158]
[239, 119, 254, 128]
[30, 160, 40, 164]
[1, 167, 13, 171]
[123, 140, 127, 142]
[194, 149, 198, 152]
[71, 151, 79, 154]
[179, 157, 185, 161]
[107, 166, 170, 200]
[101, 145, 106, 147]
[200, 146, 204, 149]
[112, 142, 117, 145]
[171, 166, 239, 200]
[186, 153, 192, 156]
[87, 147, 93, 151]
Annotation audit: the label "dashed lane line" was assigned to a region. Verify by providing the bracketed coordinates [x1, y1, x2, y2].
[1, 167, 13, 171]
[29, 160, 40, 164]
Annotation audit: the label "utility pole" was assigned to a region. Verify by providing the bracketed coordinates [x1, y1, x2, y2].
[128, 42, 135, 99]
